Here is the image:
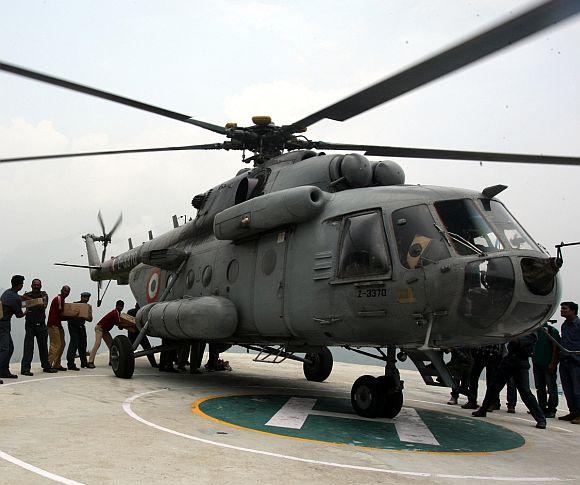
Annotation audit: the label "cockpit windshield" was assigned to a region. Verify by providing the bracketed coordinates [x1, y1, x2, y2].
[434, 199, 503, 255]
[478, 199, 539, 251]
[392, 205, 450, 269]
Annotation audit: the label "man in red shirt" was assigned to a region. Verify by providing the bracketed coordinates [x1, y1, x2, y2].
[47, 286, 71, 371]
[88, 300, 124, 368]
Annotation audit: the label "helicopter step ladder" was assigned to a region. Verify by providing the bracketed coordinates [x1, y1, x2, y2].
[405, 349, 456, 388]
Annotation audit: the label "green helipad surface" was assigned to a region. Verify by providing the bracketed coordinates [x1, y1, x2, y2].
[196, 394, 525, 453]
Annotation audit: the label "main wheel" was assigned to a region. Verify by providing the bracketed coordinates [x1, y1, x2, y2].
[351, 375, 381, 418]
[375, 376, 404, 418]
[110, 335, 135, 379]
[303, 346, 333, 382]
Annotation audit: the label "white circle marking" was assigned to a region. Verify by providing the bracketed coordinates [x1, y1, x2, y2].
[124, 388, 571, 482]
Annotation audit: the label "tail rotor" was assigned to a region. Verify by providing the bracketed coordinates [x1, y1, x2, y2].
[95, 211, 123, 306]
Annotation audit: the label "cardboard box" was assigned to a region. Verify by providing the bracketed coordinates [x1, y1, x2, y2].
[118, 313, 136, 329]
[22, 297, 45, 309]
[62, 303, 92, 320]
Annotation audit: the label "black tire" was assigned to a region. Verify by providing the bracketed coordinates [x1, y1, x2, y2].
[351, 375, 381, 418]
[376, 375, 404, 418]
[111, 335, 135, 379]
[303, 346, 333, 382]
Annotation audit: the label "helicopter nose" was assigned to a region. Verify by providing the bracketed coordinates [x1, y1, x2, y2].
[459, 257, 515, 330]
[520, 256, 559, 296]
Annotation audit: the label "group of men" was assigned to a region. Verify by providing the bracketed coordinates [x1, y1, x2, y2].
[0, 274, 226, 383]
[0, 275, 137, 383]
[446, 301, 580, 429]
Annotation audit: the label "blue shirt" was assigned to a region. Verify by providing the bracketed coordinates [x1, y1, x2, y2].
[561, 316, 580, 363]
[0, 288, 24, 331]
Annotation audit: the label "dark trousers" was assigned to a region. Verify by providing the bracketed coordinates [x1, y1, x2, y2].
[533, 363, 559, 412]
[190, 341, 206, 372]
[128, 331, 157, 367]
[468, 354, 501, 405]
[159, 339, 177, 370]
[207, 344, 220, 369]
[560, 359, 580, 417]
[21, 322, 50, 371]
[67, 323, 88, 367]
[451, 377, 474, 400]
[506, 377, 517, 407]
[0, 327, 14, 374]
[481, 359, 545, 423]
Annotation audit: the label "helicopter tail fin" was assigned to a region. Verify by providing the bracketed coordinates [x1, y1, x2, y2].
[82, 234, 102, 281]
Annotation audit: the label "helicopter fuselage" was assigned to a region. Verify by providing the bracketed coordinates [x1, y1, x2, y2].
[85, 150, 560, 351]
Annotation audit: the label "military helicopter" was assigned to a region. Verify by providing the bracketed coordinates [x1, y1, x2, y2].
[2, 0, 580, 419]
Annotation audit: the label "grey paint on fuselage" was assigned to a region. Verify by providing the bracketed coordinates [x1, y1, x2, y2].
[89, 151, 558, 351]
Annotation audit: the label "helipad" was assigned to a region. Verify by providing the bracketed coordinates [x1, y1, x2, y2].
[1, 352, 579, 484]
[194, 394, 525, 453]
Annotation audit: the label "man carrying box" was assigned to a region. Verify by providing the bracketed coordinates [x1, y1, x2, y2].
[1, 275, 26, 381]
[66, 292, 93, 371]
[47, 285, 71, 371]
[20, 278, 57, 375]
[88, 300, 124, 368]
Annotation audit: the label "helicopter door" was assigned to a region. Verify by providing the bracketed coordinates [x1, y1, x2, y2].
[392, 205, 451, 336]
[328, 211, 394, 341]
[253, 229, 290, 337]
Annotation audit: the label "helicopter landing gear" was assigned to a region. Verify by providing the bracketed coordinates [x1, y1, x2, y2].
[350, 346, 404, 418]
[303, 346, 333, 382]
[111, 335, 135, 379]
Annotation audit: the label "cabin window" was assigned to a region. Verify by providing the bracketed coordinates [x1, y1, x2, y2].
[337, 211, 390, 279]
[478, 199, 538, 251]
[392, 205, 450, 269]
[435, 199, 503, 255]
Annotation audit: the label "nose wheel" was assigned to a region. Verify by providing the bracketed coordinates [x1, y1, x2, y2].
[350, 346, 404, 418]
[351, 375, 404, 418]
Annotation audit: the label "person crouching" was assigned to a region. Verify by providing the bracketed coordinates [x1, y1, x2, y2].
[88, 300, 124, 368]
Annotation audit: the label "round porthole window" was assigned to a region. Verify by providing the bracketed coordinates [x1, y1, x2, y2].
[186, 269, 195, 288]
[202, 265, 213, 287]
[227, 259, 239, 283]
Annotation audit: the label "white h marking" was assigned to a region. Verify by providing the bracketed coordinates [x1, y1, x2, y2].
[265, 397, 439, 446]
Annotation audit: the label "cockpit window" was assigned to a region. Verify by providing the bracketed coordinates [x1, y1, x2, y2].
[392, 205, 450, 269]
[435, 199, 503, 255]
[337, 211, 390, 279]
[479, 199, 538, 251]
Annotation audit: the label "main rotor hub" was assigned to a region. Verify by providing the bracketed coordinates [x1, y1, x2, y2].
[223, 116, 314, 165]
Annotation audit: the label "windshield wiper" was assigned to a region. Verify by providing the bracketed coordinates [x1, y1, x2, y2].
[433, 224, 485, 257]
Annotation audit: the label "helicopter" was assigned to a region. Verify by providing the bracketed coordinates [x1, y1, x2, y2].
[1, 0, 580, 419]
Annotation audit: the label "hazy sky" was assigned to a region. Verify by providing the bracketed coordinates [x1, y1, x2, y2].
[1, 0, 579, 326]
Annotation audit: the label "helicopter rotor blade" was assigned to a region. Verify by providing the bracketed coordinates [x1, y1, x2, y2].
[101, 242, 108, 264]
[109, 213, 123, 239]
[97, 211, 106, 237]
[97, 280, 102, 308]
[0, 143, 225, 164]
[287, 0, 580, 132]
[0, 61, 227, 135]
[313, 142, 580, 166]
